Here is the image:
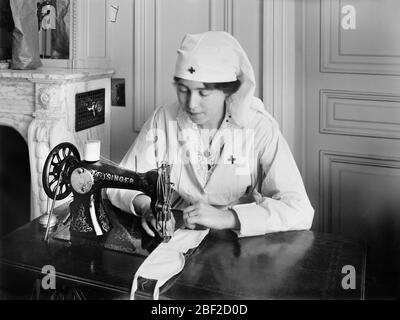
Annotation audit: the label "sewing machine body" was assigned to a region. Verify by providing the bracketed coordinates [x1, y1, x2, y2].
[42, 142, 173, 242]
[68, 160, 159, 238]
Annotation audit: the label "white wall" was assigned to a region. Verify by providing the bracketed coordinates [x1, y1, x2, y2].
[109, 0, 137, 162]
[295, 0, 306, 174]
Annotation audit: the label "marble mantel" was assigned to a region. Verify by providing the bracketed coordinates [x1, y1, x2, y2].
[0, 67, 114, 220]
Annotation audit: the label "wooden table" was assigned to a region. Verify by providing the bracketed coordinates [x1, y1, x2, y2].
[0, 201, 367, 300]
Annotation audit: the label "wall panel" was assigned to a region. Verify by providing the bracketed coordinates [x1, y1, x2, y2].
[321, 0, 400, 75]
[320, 151, 400, 250]
[320, 90, 400, 139]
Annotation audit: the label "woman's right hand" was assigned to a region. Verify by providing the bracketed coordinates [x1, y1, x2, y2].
[133, 194, 176, 237]
[133, 195, 157, 237]
[142, 207, 176, 238]
[141, 206, 158, 237]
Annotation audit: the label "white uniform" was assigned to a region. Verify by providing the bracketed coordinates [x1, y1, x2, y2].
[107, 97, 314, 237]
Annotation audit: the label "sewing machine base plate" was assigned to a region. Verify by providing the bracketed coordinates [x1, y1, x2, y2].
[50, 200, 161, 257]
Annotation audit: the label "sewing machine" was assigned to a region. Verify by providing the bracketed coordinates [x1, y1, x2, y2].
[41, 141, 174, 242]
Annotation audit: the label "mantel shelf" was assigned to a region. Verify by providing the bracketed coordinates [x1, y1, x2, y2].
[0, 67, 114, 82]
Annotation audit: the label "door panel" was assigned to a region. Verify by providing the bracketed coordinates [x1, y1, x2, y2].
[320, 151, 400, 247]
[321, 0, 400, 75]
[305, 0, 400, 293]
[319, 90, 400, 139]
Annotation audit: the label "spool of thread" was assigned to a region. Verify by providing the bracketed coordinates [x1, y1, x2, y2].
[83, 140, 101, 162]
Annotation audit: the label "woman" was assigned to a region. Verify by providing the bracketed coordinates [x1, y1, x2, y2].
[107, 31, 314, 238]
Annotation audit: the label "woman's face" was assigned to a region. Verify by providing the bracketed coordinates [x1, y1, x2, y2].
[176, 79, 228, 129]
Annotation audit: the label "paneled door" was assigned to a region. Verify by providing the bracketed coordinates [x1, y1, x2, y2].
[305, 0, 400, 296]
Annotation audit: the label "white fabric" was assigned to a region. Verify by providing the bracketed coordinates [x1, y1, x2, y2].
[175, 32, 238, 83]
[130, 228, 209, 300]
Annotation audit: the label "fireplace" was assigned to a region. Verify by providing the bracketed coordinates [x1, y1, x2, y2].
[0, 126, 30, 237]
[0, 67, 113, 221]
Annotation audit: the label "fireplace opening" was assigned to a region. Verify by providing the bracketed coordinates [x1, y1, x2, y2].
[0, 126, 31, 238]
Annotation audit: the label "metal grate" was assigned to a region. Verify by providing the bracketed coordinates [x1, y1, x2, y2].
[75, 89, 105, 132]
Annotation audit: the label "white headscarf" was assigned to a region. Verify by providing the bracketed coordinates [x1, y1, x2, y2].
[174, 31, 257, 127]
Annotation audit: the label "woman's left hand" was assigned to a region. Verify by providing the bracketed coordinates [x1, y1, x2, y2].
[182, 200, 240, 230]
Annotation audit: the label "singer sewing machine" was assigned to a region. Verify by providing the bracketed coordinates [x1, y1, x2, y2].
[41, 141, 174, 243]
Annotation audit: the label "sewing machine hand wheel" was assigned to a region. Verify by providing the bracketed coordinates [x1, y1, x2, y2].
[42, 142, 81, 200]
